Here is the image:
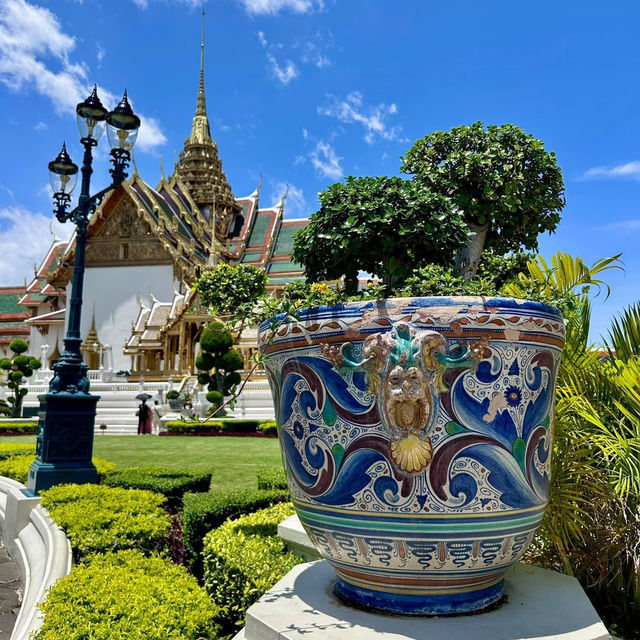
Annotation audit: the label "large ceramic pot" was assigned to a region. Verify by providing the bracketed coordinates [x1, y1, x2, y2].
[258, 297, 564, 616]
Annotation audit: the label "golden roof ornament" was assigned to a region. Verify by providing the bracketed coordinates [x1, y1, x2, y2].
[173, 9, 236, 211]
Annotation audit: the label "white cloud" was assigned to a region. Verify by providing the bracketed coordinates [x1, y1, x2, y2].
[96, 44, 105, 65]
[594, 219, 640, 232]
[33, 121, 47, 130]
[583, 161, 640, 181]
[309, 140, 343, 180]
[318, 91, 406, 144]
[272, 182, 308, 217]
[240, 0, 322, 15]
[299, 32, 332, 68]
[257, 31, 298, 85]
[0, 206, 71, 285]
[0, 0, 166, 151]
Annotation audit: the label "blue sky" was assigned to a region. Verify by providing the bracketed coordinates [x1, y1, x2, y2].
[0, 0, 638, 341]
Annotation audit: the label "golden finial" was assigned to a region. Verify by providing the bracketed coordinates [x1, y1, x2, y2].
[196, 8, 207, 117]
[159, 157, 166, 182]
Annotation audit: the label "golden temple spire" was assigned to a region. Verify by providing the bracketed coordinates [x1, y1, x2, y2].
[189, 9, 212, 145]
[196, 9, 207, 117]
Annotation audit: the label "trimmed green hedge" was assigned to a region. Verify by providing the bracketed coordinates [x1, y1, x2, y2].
[0, 442, 35, 460]
[41, 484, 171, 561]
[203, 502, 302, 639]
[166, 418, 261, 434]
[0, 420, 38, 434]
[0, 455, 115, 484]
[103, 466, 211, 509]
[259, 420, 278, 436]
[34, 550, 218, 640]
[182, 487, 289, 577]
[256, 466, 288, 490]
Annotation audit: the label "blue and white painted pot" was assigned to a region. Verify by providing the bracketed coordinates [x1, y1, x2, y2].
[258, 297, 564, 615]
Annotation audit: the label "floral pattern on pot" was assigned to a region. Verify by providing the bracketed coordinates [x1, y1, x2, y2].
[259, 297, 564, 615]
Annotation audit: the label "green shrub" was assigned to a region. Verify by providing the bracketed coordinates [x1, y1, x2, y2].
[166, 420, 223, 434]
[256, 466, 287, 490]
[259, 420, 278, 436]
[182, 487, 289, 576]
[202, 502, 302, 638]
[103, 466, 211, 509]
[166, 390, 179, 400]
[40, 484, 171, 561]
[0, 420, 38, 434]
[0, 455, 114, 484]
[0, 442, 35, 460]
[165, 418, 261, 434]
[34, 549, 218, 640]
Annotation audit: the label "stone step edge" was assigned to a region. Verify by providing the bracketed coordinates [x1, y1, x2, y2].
[0, 477, 72, 640]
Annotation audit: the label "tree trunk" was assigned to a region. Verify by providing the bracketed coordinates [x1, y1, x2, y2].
[454, 222, 489, 281]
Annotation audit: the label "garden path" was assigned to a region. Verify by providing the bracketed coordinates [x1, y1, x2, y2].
[0, 528, 21, 636]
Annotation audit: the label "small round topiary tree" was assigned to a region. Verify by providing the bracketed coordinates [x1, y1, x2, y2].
[196, 322, 243, 416]
[0, 339, 41, 418]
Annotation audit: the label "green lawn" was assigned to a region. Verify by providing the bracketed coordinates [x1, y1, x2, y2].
[3, 435, 283, 492]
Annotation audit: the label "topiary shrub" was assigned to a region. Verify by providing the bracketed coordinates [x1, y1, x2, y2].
[103, 466, 212, 510]
[202, 502, 302, 639]
[40, 484, 171, 561]
[182, 487, 290, 578]
[1, 339, 42, 417]
[196, 322, 243, 416]
[0, 455, 114, 484]
[256, 466, 288, 490]
[34, 549, 219, 640]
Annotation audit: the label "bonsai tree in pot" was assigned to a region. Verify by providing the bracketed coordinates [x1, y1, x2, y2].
[256, 124, 574, 616]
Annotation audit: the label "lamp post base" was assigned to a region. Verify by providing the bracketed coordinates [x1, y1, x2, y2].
[26, 391, 99, 496]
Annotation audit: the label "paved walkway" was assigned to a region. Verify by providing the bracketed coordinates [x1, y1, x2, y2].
[0, 529, 21, 636]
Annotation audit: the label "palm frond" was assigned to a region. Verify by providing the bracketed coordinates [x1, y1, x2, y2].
[606, 302, 640, 361]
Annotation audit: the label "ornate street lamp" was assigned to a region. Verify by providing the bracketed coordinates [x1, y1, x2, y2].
[27, 86, 140, 495]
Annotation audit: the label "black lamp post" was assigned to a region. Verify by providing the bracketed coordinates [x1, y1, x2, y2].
[26, 86, 140, 495]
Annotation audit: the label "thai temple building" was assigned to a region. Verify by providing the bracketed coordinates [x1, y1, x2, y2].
[23, 22, 307, 381]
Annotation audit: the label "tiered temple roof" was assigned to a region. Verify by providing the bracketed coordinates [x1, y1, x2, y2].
[21, 240, 67, 339]
[0, 286, 29, 351]
[39, 12, 308, 378]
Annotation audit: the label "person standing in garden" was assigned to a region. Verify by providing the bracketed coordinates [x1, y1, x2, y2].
[137, 400, 152, 435]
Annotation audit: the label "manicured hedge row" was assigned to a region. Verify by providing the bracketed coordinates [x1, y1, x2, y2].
[0, 442, 35, 460]
[40, 484, 172, 561]
[103, 466, 212, 510]
[34, 550, 219, 640]
[0, 455, 115, 484]
[203, 502, 302, 639]
[0, 420, 38, 434]
[182, 487, 289, 577]
[259, 420, 278, 436]
[256, 466, 288, 490]
[165, 418, 276, 435]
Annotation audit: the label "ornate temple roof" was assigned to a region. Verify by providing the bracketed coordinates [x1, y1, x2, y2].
[0, 286, 29, 347]
[173, 13, 236, 211]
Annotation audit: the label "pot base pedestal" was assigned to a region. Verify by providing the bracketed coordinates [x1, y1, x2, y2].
[234, 560, 610, 640]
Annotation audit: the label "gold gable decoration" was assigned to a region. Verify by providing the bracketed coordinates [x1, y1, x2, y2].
[85, 199, 172, 268]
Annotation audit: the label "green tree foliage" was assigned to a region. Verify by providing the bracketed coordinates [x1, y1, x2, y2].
[292, 176, 469, 291]
[194, 264, 268, 332]
[515, 254, 639, 637]
[402, 122, 565, 278]
[197, 322, 243, 416]
[0, 339, 41, 418]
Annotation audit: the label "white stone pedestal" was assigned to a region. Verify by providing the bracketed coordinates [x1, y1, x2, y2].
[236, 560, 610, 640]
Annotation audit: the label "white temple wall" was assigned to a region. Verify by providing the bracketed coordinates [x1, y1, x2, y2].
[66, 265, 177, 372]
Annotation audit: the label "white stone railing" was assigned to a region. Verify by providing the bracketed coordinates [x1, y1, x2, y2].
[0, 478, 72, 640]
